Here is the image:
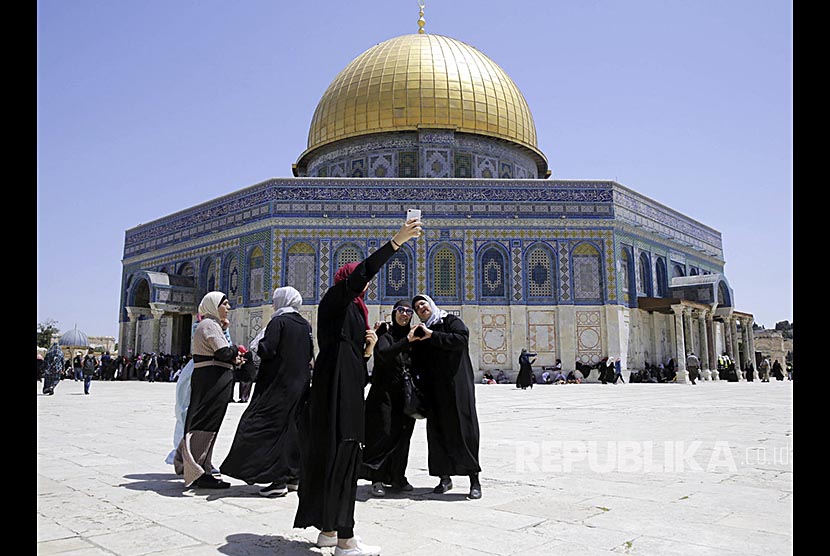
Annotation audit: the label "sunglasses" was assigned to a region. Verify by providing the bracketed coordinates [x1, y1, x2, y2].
[395, 307, 414, 315]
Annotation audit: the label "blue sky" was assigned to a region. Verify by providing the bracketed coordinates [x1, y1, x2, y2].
[37, 0, 792, 338]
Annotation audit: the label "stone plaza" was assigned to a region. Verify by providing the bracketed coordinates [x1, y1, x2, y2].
[37, 379, 792, 555]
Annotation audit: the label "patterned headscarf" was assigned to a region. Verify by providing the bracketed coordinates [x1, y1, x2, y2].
[273, 286, 303, 317]
[412, 294, 449, 328]
[198, 291, 227, 321]
[335, 262, 369, 330]
[43, 343, 64, 377]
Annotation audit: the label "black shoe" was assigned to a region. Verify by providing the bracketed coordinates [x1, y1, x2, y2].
[389, 480, 414, 492]
[468, 484, 482, 500]
[370, 482, 386, 497]
[196, 473, 230, 489]
[433, 477, 453, 494]
[259, 482, 288, 497]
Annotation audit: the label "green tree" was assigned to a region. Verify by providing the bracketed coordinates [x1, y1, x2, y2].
[37, 319, 61, 348]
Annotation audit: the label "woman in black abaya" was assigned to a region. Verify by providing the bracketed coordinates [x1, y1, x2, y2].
[409, 294, 482, 500]
[220, 286, 314, 497]
[294, 219, 421, 556]
[360, 300, 417, 497]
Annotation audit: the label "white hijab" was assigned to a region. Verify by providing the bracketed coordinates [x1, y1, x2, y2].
[273, 286, 302, 317]
[251, 286, 303, 355]
[198, 291, 227, 321]
[413, 294, 448, 328]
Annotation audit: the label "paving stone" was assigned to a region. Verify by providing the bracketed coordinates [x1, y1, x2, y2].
[37, 380, 793, 555]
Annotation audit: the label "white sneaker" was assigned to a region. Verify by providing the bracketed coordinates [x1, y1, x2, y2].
[334, 539, 381, 556]
[316, 531, 337, 548]
[259, 483, 288, 497]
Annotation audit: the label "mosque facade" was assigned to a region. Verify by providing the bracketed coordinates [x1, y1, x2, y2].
[119, 31, 756, 382]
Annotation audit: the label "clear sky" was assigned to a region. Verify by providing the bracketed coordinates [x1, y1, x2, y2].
[37, 0, 792, 338]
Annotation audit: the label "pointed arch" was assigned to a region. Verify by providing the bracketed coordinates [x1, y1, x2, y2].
[638, 251, 652, 297]
[382, 245, 413, 301]
[572, 242, 603, 303]
[478, 242, 508, 300]
[247, 245, 265, 304]
[429, 243, 461, 303]
[620, 246, 635, 306]
[656, 257, 668, 297]
[672, 263, 686, 278]
[286, 241, 318, 302]
[525, 242, 557, 301]
[223, 253, 240, 300]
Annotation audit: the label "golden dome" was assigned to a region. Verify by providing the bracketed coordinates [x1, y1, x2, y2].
[301, 33, 544, 164]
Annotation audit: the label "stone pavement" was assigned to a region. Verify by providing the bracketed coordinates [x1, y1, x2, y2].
[37, 379, 793, 555]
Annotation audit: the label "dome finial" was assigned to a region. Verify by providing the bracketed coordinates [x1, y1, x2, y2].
[417, 0, 426, 34]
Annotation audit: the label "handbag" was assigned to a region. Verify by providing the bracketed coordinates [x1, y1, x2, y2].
[402, 369, 427, 420]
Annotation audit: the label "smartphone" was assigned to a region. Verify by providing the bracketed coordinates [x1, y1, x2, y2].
[406, 208, 421, 222]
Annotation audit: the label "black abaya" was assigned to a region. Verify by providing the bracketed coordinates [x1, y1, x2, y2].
[360, 326, 416, 485]
[294, 242, 398, 533]
[410, 314, 481, 477]
[220, 312, 314, 485]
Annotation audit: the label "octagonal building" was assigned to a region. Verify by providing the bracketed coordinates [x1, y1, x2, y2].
[119, 30, 756, 382]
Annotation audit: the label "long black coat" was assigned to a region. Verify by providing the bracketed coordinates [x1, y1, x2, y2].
[220, 312, 313, 485]
[410, 314, 481, 477]
[294, 242, 397, 532]
[360, 325, 416, 484]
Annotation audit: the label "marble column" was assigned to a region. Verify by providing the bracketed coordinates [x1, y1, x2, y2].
[150, 307, 165, 354]
[683, 309, 695, 358]
[651, 311, 663, 366]
[730, 317, 741, 369]
[724, 317, 734, 361]
[671, 305, 688, 383]
[125, 308, 139, 359]
[706, 312, 716, 376]
[747, 317, 756, 363]
[698, 310, 711, 380]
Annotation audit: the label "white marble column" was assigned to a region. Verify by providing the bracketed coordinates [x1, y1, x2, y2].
[730, 317, 741, 369]
[651, 310, 663, 367]
[724, 317, 734, 361]
[671, 305, 688, 383]
[698, 310, 711, 380]
[747, 317, 756, 363]
[125, 308, 140, 359]
[706, 312, 716, 376]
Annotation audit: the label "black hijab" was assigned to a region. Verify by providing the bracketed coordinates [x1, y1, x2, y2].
[390, 299, 413, 339]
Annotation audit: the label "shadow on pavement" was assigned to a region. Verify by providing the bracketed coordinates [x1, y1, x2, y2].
[219, 533, 318, 555]
[355, 484, 467, 502]
[120, 473, 189, 497]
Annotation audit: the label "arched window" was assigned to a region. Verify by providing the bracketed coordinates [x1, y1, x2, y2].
[572, 242, 603, 302]
[224, 254, 239, 300]
[690, 267, 699, 276]
[526, 244, 556, 299]
[247, 246, 265, 304]
[431, 245, 460, 301]
[286, 242, 317, 302]
[383, 247, 411, 300]
[656, 257, 668, 297]
[620, 247, 634, 305]
[638, 252, 652, 297]
[202, 257, 217, 295]
[334, 244, 364, 275]
[178, 262, 195, 278]
[480, 245, 507, 299]
[672, 263, 685, 278]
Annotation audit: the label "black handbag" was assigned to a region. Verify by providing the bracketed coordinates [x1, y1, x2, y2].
[402, 369, 427, 419]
